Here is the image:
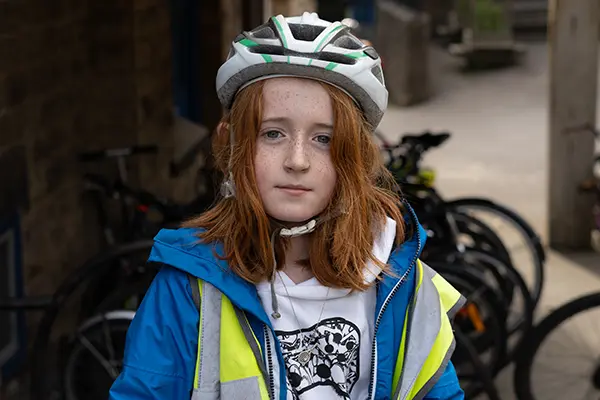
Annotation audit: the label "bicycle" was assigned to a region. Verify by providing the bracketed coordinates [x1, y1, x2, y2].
[79, 144, 217, 246]
[376, 130, 542, 397]
[513, 292, 600, 400]
[0, 240, 155, 400]
[77, 145, 216, 320]
[376, 130, 545, 310]
[513, 123, 600, 400]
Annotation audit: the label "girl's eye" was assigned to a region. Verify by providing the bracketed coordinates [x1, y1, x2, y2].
[315, 134, 331, 145]
[264, 130, 282, 139]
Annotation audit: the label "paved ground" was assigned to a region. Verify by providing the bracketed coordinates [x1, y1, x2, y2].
[378, 39, 600, 399]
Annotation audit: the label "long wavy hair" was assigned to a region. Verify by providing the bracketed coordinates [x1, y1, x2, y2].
[183, 79, 406, 291]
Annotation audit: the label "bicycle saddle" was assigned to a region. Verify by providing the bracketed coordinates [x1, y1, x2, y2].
[401, 132, 451, 149]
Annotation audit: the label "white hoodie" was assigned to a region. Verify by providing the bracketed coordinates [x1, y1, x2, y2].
[256, 218, 397, 400]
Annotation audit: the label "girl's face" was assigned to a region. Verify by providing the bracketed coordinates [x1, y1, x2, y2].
[254, 77, 337, 224]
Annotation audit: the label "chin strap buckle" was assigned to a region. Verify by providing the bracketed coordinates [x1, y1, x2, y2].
[279, 219, 317, 237]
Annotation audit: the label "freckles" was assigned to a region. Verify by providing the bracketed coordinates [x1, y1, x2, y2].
[314, 159, 335, 174]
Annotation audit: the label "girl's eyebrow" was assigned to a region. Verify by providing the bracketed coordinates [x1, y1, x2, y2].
[262, 116, 333, 130]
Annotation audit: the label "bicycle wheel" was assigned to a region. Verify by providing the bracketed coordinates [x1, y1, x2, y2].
[454, 329, 502, 400]
[459, 250, 534, 356]
[30, 240, 154, 400]
[62, 311, 134, 400]
[514, 292, 600, 400]
[451, 212, 512, 265]
[430, 263, 508, 376]
[93, 272, 156, 314]
[447, 198, 545, 309]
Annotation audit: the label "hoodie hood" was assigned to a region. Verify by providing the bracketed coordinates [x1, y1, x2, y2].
[147, 203, 427, 326]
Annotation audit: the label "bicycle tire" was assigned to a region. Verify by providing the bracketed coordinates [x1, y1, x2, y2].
[62, 312, 134, 400]
[460, 250, 535, 354]
[446, 198, 545, 309]
[513, 292, 600, 400]
[30, 240, 154, 400]
[454, 328, 502, 400]
[432, 264, 508, 375]
[93, 273, 155, 314]
[452, 212, 512, 265]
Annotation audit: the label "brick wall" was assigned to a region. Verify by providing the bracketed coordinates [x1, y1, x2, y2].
[0, 0, 253, 396]
[0, 0, 212, 338]
[0, 0, 211, 295]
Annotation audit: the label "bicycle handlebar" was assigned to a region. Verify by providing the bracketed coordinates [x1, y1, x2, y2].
[378, 131, 451, 174]
[78, 145, 159, 163]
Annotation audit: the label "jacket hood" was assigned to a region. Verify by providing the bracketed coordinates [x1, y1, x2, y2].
[147, 203, 427, 327]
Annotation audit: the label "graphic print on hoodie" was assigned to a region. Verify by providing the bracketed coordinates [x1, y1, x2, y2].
[256, 218, 397, 400]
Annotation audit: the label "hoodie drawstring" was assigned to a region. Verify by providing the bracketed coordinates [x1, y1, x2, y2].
[270, 230, 281, 319]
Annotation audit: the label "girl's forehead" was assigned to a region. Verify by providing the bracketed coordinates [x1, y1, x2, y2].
[262, 78, 333, 120]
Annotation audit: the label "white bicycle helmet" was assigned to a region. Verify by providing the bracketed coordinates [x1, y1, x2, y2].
[216, 12, 387, 128]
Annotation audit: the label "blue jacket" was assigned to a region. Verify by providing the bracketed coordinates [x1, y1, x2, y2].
[109, 211, 464, 400]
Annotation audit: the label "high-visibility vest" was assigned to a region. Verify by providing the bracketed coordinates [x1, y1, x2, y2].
[189, 260, 464, 400]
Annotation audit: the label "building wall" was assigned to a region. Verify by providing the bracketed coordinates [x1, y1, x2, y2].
[0, 0, 236, 316]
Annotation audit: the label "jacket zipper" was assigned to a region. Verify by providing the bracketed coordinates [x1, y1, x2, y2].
[368, 207, 423, 400]
[264, 326, 276, 400]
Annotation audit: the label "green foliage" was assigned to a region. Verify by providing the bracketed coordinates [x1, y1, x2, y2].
[457, 0, 509, 34]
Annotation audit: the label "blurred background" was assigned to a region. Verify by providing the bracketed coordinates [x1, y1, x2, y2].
[1, 0, 600, 399]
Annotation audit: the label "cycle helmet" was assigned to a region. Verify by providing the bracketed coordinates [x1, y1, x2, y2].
[216, 12, 387, 128]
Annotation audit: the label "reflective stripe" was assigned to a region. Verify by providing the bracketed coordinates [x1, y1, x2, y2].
[396, 261, 443, 400]
[192, 278, 202, 390]
[392, 261, 466, 400]
[191, 280, 270, 400]
[194, 282, 222, 398]
[410, 263, 465, 400]
[391, 258, 424, 396]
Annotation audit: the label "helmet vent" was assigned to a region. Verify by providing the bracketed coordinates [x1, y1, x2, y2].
[288, 23, 326, 41]
[332, 35, 363, 50]
[251, 25, 277, 39]
[371, 66, 384, 84]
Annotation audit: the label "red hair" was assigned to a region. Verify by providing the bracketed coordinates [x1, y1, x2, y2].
[183, 80, 406, 290]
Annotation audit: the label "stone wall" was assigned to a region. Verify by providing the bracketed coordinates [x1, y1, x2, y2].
[0, 0, 231, 319]
[0, 0, 101, 296]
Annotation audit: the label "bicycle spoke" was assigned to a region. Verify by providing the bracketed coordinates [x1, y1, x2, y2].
[77, 333, 119, 379]
[102, 316, 117, 363]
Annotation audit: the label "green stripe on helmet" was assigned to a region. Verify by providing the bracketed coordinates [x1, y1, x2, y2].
[346, 51, 369, 59]
[239, 38, 258, 47]
[314, 24, 343, 52]
[272, 17, 288, 48]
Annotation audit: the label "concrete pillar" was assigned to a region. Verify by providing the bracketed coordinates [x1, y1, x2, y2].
[272, 0, 317, 16]
[376, 0, 431, 106]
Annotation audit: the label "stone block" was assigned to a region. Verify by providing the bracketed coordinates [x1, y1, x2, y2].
[376, 0, 431, 107]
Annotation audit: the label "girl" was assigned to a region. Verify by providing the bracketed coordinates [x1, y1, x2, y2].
[109, 12, 465, 400]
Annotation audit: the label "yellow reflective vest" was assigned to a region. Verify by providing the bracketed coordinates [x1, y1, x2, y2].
[189, 260, 465, 400]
